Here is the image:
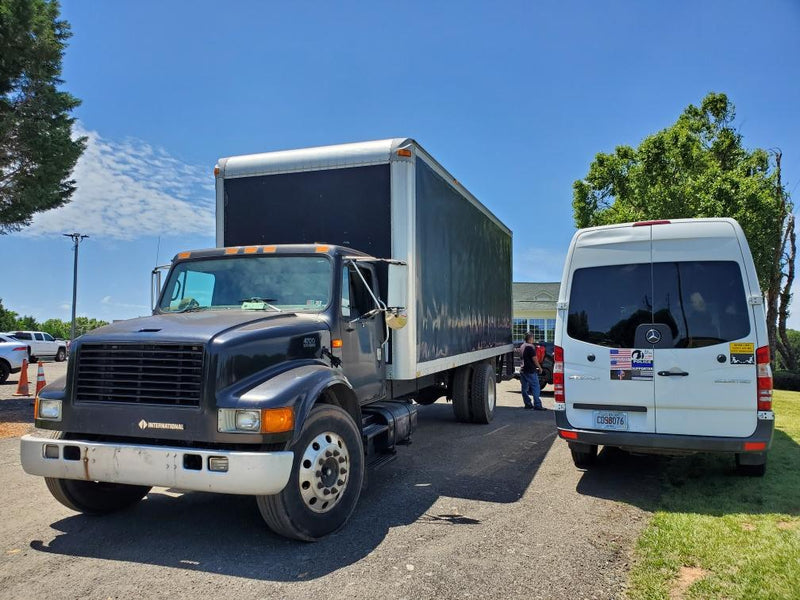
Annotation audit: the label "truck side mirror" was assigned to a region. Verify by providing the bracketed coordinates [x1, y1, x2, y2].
[385, 308, 407, 330]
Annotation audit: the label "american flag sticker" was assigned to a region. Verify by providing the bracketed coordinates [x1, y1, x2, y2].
[610, 349, 632, 368]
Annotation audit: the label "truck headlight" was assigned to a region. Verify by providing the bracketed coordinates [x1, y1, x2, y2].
[218, 408, 294, 433]
[38, 399, 62, 421]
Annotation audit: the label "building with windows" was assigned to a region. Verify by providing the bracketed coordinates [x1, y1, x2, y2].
[512, 282, 560, 343]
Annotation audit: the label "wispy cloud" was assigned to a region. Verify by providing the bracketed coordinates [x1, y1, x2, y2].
[101, 295, 150, 311]
[26, 124, 215, 240]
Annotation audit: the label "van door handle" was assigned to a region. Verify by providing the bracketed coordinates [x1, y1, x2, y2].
[657, 370, 689, 377]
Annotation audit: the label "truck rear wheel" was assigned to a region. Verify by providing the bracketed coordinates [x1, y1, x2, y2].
[41, 432, 151, 513]
[451, 365, 473, 422]
[469, 362, 496, 424]
[257, 404, 364, 541]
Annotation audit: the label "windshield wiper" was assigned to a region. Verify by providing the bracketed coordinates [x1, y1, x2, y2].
[240, 297, 282, 312]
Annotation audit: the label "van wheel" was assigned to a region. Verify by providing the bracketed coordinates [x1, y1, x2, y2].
[451, 365, 473, 422]
[735, 454, 766, 477]
[469, 362, 496, 424]
[55, 347, 67, 362]
[570, 444, 598, 468]
[256, 404, 364, 541]
[41, 432, 151, 513]
[0, 361, 9, 384]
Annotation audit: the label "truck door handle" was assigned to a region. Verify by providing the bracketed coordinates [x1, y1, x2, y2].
[657, 370, 689, 377]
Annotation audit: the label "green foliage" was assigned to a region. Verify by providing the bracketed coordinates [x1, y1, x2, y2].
[0, 298, 107, 338]
[773, 371, 800, 392]
[775, 329, 800, 371]
[572, 92, 784, 291]
[0, 0, 86, 232]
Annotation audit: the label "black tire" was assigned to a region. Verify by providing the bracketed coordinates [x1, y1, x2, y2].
[42, 433, 150, 514]
[257, 404, 364, 541]
[451, 365, 473, 422]
[570, 444, 598, 469]
[0, 360, 9, 384]
[29, 355, 38, 363]
[539, 366, 552, 388]
[55, 347, 67, 362]
[735, 454, 767, 477]
[469, 362, 496, 424]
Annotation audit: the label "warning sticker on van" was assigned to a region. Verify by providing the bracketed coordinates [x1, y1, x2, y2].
[610, 348, 653, 381]
[730, 342, 755, 365]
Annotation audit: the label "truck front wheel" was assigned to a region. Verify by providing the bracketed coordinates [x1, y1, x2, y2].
[257, 404, 364, 541]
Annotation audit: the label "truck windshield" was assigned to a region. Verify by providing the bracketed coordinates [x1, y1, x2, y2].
[158, 255, 333, 313]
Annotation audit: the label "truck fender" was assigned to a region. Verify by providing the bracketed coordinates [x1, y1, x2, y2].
[236, 363, 359, 445]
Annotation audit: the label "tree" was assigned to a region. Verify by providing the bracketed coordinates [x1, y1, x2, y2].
[0, 298, 19, 331]
[0, 0, 86, 232]
[573, 92, 795, 368]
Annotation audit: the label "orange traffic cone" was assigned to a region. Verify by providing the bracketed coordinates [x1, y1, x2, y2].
[13, 359, 30, 396]
[34, 361, 47, 398]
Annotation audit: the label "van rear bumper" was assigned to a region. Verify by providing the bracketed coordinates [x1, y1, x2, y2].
[554, 411, 774, 453]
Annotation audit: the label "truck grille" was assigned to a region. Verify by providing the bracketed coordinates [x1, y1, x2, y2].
[76, 344, 204, 406]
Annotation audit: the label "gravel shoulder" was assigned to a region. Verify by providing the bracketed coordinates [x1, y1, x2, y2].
[0, 375, 658, 600]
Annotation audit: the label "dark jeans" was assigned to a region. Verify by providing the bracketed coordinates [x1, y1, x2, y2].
[521, 372, 541, 408]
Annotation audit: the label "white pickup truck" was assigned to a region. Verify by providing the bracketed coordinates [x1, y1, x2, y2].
[5, 331, 67, 362]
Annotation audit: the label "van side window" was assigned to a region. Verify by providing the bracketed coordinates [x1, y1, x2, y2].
[567, 260, 750, 349]
[653, 261, 750, 348]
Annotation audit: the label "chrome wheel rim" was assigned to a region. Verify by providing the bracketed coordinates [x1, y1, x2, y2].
[298, 431, 350, 513]
[487, 376, 496, 412]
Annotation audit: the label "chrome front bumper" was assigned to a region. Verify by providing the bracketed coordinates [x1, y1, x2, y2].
[20, 434, 294, 496]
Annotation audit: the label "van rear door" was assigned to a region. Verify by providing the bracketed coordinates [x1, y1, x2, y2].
[650, 222, 758, 437]
[562, 225, 656, 434]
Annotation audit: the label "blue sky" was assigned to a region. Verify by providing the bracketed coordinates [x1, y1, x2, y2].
[1, 0, 799, 329]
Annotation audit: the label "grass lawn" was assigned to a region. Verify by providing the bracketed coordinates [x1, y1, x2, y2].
[628, 390, 800, 600]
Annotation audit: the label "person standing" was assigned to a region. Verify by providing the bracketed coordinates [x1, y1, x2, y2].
[520, 332, 545, 410]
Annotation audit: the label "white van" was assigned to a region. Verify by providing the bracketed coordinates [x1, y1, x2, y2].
[553, 218, 774, 476]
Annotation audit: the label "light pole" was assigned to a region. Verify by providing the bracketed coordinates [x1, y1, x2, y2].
[63, 233, 89, 341]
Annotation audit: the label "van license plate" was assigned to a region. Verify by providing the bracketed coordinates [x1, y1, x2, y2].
[593, 411, 628, 431]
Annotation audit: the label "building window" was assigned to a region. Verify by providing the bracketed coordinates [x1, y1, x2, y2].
[512, 318, 556, 343]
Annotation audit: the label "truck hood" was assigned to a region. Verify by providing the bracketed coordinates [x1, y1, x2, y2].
[79, 310, 319, 344]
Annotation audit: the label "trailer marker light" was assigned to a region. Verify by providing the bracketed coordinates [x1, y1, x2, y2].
[559, 430, 578, 440]
[396, 148, 412, 157]
[243, 246, 258, 254]
[213, 166, 220, 176]
[224, 247, 239, 255]
[331, 339, 343, 348]
[263, 246, 277, 253]
[177, 251, 191, 259]
[261, 407, 294, 433]
[744, 442, 766, 451]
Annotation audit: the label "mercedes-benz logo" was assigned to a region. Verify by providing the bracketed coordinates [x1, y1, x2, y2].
[645, 328, 662, 344]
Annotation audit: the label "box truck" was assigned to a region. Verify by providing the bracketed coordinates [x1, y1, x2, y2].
[22, 139, 514, 540]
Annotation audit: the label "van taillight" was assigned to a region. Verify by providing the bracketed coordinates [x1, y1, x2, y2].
[756, 346, 772, 411]
[554, 345, 565, 404]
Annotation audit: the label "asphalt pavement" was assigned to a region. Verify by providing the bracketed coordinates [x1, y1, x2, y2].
[0, 378, 659, 600]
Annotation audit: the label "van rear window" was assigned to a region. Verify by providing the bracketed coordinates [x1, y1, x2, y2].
[567, 261, 750, 348]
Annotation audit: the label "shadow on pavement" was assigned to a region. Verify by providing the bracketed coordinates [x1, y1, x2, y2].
[574, 429, 800, 517]
[29, 400, 557, 581]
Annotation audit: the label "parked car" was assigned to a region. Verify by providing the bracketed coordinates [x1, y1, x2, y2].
[513, 341, 554, 388]
[0, 340, 28, 384]
[4, 331, 67, 362]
